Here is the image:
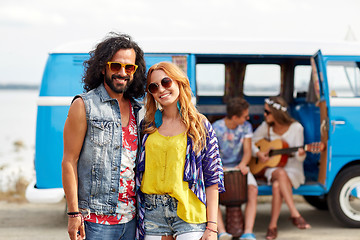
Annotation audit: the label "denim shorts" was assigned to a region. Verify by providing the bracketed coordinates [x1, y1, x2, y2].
[144, 194, 206, 237]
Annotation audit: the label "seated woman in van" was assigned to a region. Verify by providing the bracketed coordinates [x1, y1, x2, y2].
[252, 96, 311, 240]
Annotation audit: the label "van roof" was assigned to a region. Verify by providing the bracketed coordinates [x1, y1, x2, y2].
[50, 38, 360, 56]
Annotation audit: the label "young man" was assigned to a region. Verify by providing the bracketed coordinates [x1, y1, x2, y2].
[62, 33, 146, 240]
[212, 97, 258, 240]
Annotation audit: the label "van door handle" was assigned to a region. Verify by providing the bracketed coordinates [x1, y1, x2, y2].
[331, 120, 345, 126]
[331, 120, 345, 134]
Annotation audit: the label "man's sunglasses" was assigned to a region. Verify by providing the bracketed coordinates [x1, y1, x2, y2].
[264, 109, 272, 115]
[107, 62, 138, 75]
[148, 77, 173, 94]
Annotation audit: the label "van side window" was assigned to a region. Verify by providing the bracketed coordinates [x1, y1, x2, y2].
[326, 61, 360, 97]
[243, 64, 280, 96]
[294, 65, 312, 98]
[196, 64, 225, 96]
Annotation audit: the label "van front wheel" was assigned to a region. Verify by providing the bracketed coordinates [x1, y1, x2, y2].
[328, 166, 360, 227]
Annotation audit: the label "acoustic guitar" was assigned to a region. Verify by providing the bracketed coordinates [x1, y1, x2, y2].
[249, 138, 324, 176]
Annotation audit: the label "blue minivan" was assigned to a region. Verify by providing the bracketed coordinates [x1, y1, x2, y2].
[26, 39, 360, 227]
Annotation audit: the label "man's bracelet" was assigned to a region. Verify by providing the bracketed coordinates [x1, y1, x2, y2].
[68, 213, 84, 224]
[67, 212, 80, 215]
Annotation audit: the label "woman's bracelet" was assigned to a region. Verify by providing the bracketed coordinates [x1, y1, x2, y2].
[207, 220, 217, 225]
[205, 226, 218, 233]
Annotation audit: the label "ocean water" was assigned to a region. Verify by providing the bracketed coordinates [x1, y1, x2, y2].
[0, 89, 39, 193]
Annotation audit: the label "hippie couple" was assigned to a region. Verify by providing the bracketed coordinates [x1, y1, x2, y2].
[62, 32, 224, 240]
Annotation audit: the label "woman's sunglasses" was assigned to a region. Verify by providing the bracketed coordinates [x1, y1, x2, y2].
[148, 77, 173, 94]
[107, 62, 138, 75]
[264, 109, 272, 115]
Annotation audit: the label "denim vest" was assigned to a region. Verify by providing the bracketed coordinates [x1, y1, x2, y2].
[76, 84, 141, 215]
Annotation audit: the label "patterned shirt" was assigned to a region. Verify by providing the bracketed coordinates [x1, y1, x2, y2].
[87, 101, 137, 225]
[212, 118, 253, 168]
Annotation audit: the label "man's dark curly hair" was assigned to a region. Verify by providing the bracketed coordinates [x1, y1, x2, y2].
[82, 32, 146, 99]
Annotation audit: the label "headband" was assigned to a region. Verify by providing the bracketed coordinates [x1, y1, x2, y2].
[265, 98, 287, 112]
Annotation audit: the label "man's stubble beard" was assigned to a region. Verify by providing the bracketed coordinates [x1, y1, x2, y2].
[104, 73, 133, 94]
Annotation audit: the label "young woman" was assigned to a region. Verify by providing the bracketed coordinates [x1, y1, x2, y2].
[252, 96, 311, 240]
[136, 62, 224, 240]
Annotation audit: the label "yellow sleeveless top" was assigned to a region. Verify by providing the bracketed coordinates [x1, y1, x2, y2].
[141, 130, 206, 223]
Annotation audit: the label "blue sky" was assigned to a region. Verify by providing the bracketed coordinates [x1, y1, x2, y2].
[1, 0, 360, 84]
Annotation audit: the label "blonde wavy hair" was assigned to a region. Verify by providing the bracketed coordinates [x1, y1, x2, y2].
[144, 62, 207, 154]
